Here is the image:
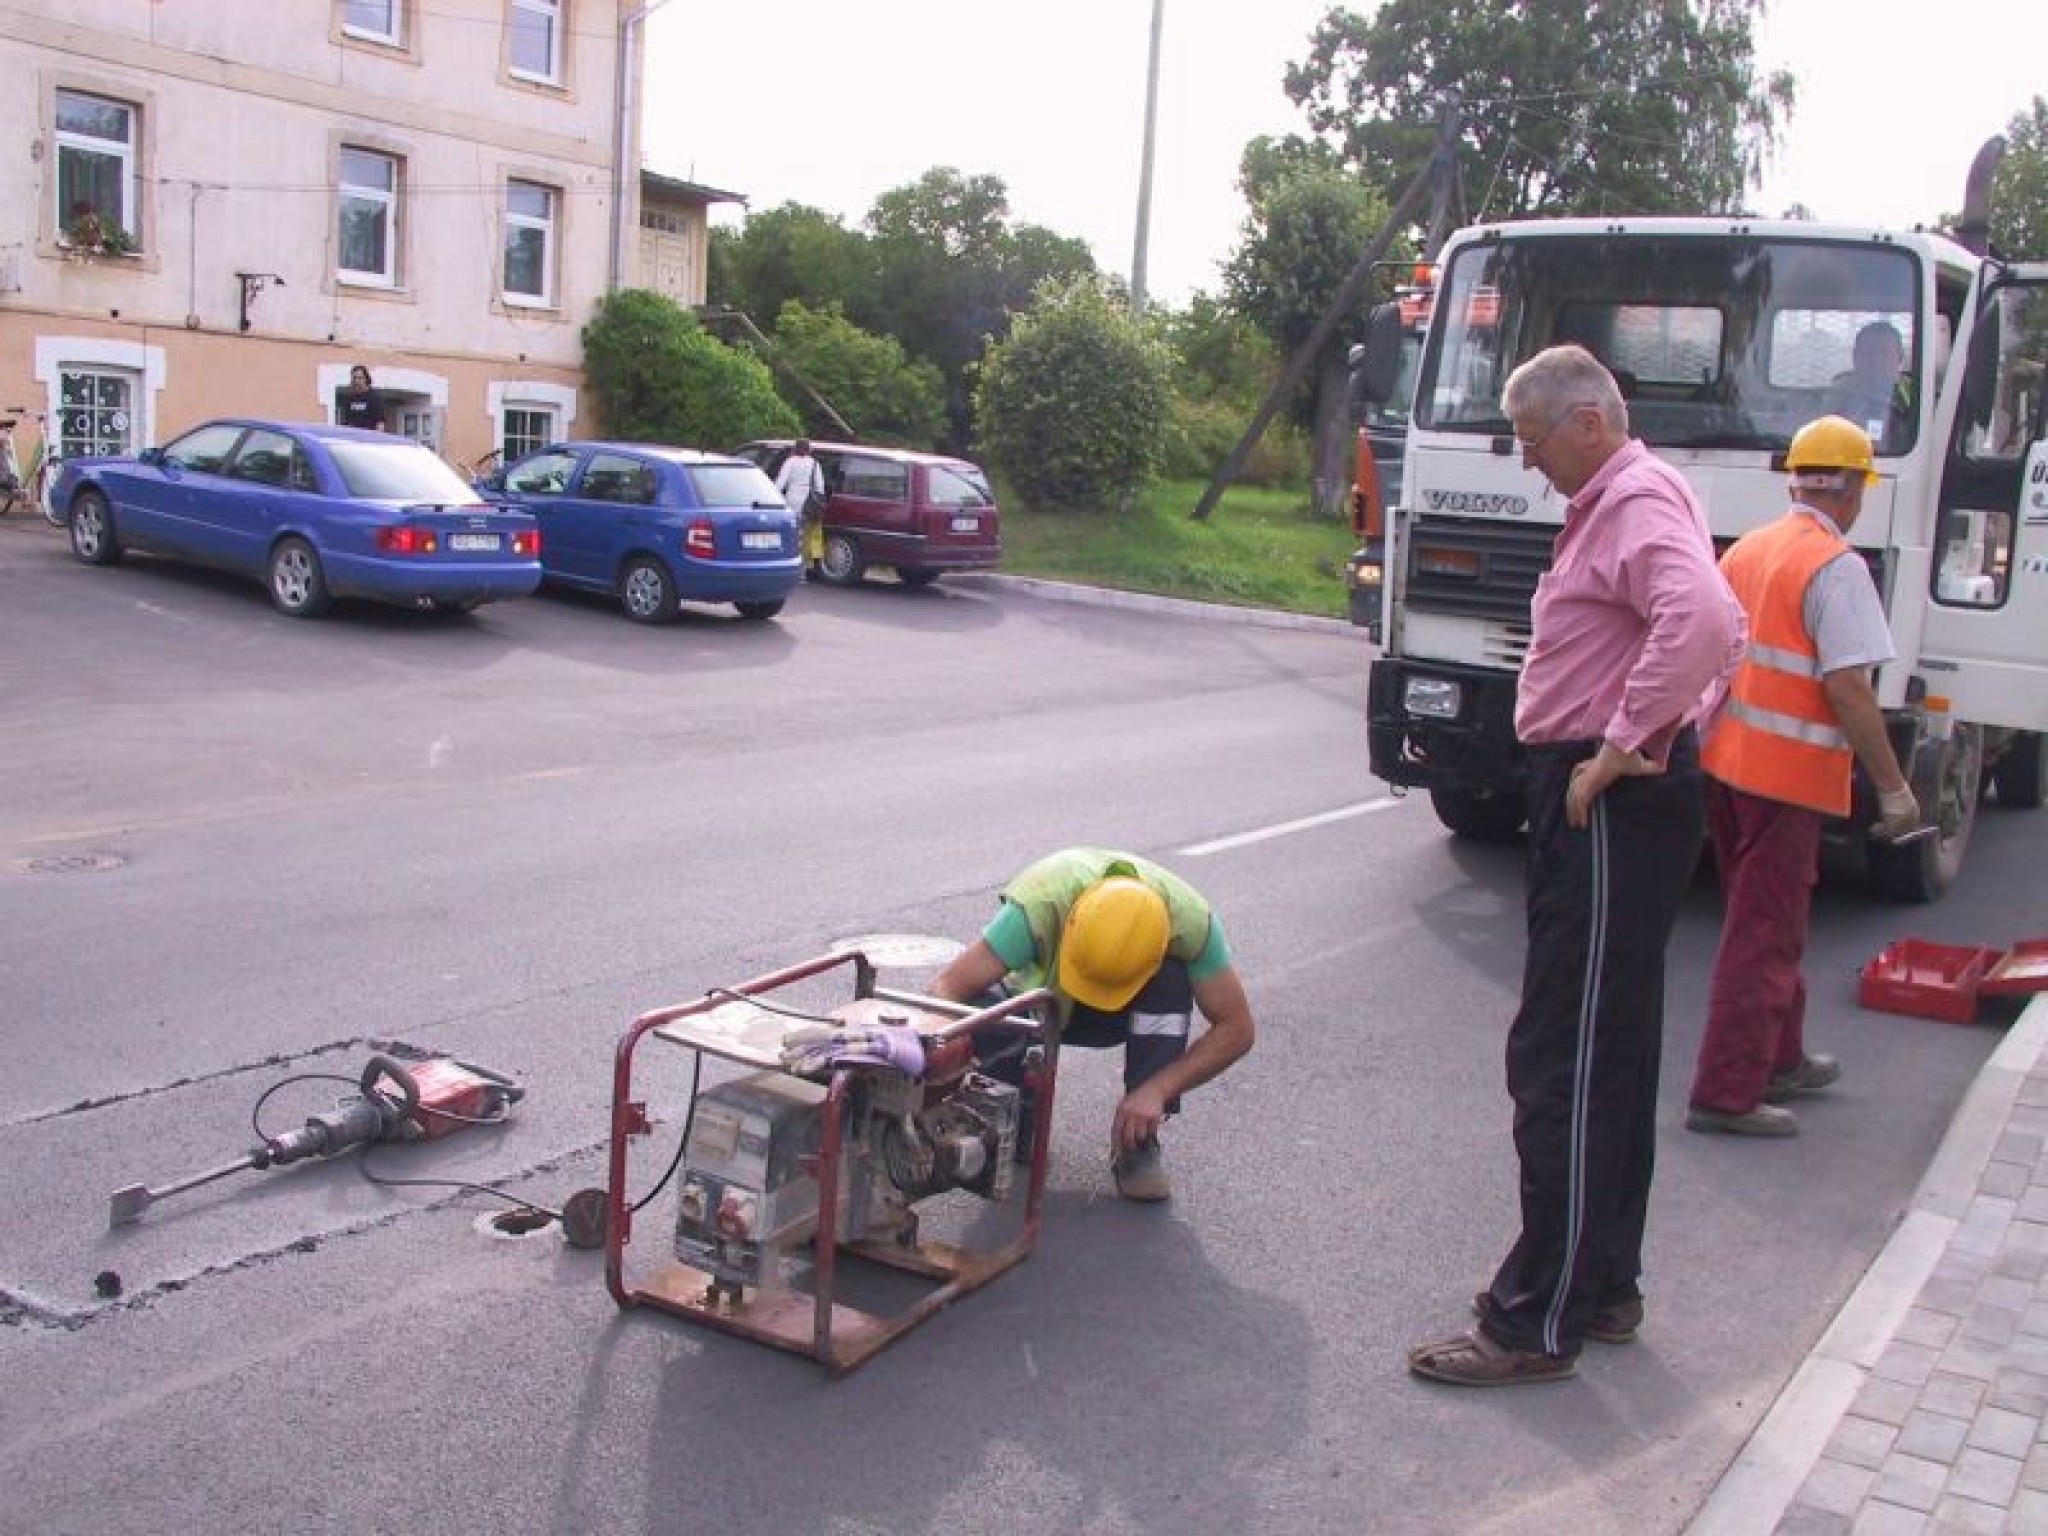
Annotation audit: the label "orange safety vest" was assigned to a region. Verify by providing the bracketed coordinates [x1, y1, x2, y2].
[1701, 511, 1855, 815]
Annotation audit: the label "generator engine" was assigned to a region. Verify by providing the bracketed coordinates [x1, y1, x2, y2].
[673, 1065, 1020, 1293]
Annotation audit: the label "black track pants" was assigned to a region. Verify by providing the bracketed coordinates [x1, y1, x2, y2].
[1477, 731, 1703, 1358]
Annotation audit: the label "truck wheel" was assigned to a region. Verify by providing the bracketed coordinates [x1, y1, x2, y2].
[1868, 724, 1983, 903]
[1429, 785, 1525, 843]
[1991, 731, 2045, 810]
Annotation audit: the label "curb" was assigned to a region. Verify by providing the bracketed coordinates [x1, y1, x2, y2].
[954, 571, 1358, 636]
[1686, 992, 2048, 1533]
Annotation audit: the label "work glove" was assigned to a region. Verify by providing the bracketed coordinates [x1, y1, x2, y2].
[779, 1022, 926, 1080]
[1874, 783, 1921, 840]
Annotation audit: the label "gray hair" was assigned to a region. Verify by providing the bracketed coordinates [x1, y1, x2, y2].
[1502, 345, 1627, 432]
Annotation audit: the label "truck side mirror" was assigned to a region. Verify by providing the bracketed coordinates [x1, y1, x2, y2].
[1356, 303, 1406, 407]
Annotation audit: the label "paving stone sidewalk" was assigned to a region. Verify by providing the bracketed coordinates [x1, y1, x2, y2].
[1692, 994, 2048, 1535]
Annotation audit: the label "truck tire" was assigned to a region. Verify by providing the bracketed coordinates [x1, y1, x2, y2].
[1429, 785, 1526, 843]
[1867, 724, 1982, 903]
[1991, 731, 2045, 810]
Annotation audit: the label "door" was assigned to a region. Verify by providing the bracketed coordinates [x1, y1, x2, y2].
[1920, 267, 2048, 732]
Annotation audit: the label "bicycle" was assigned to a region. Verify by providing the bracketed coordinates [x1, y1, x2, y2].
[0, 410, 63, 525]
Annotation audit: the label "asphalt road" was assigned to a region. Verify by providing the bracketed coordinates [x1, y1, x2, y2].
[1, 516, 2041, 1535]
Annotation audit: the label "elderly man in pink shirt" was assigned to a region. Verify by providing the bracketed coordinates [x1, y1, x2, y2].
[1410, 344, 1745, 1388]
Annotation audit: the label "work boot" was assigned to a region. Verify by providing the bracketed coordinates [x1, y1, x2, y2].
[1685, 1103, 1798, 1137]
[1763, 1054, 1842, 1103]
[1112, 1135, 1171, 1202]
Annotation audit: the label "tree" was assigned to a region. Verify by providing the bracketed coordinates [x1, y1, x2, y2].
[770, 300, 947, 447]
[1284, 0, 1795, 220]
[1991, 97, 2048, 259]
[865, 168, 1097, 448]
[1223, 142, 1397, 513]
[582, 289, 798, 448]
[975, 277, 1171, 513]
[1153, 295, 1308, 487]
[708, 202, 876, 329]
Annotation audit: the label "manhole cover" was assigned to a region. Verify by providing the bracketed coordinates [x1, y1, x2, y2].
[475, 1208, 557, 1242]
[828, 933, 964, 969]
[26, 851, 125, 875]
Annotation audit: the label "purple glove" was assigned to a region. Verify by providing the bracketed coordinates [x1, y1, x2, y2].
[780, 1023, 926, 1079]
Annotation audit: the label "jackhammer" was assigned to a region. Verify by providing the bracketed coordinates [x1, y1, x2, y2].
[107, 1053, 522, 1228]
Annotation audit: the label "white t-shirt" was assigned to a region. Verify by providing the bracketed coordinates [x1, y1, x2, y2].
[1794, 506, 1897, 674]
[775, 452, 823, 510]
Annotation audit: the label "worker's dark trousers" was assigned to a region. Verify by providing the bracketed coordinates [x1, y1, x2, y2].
[1477, 731, 1703, 1359]
[975, 960, 1192, 1115]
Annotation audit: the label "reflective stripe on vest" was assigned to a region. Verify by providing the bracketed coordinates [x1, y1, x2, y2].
[1701, 511, 1855, 816]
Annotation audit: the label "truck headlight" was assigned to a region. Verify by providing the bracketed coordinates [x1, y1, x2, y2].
[1348, 556, 1383, 592]
[1403, 677, 1463, 720]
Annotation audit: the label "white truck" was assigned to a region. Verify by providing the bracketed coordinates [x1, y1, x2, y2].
[1353, 211, 2048, 899]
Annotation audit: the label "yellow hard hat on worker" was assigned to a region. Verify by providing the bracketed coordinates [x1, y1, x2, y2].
[1057, 876, 1170, 1011]
[1786, 415, 1878, 487]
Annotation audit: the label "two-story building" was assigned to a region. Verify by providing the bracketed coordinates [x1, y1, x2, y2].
[0, 0, 731, 477]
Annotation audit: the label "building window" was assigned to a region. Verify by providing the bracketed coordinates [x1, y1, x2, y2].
[502, 406, 556, 461]
[338, 147, 400, 286]
[57, 368, 136, 459]
[341, 0, 403, 45]
[503, 179, 555, 304]
[508, 0, 563, 84]
[55, 90, 139, 252]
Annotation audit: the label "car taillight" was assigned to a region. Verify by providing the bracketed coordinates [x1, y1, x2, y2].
[512, 530, 540, 556]
[376, 526, 438, 554]
[685, 519, 716, 558]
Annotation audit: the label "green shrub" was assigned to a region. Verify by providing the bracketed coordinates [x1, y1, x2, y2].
[583, 289, 798, 448]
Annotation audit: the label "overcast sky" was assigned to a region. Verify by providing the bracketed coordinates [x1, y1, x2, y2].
[640, 0, 2038, 307]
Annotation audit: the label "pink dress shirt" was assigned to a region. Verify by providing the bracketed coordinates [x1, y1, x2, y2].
[1514, 440, 1745, 762]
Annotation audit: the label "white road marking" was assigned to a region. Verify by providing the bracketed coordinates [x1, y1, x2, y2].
[1176, 797, 1402, 856]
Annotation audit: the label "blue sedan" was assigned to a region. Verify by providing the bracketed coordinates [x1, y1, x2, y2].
[54, 420, 543, 619]
[479, 442, 800, 622]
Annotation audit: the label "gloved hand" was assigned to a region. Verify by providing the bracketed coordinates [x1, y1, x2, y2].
[779, 1022, 926, 1079]
[1875, 783, 1920, 840]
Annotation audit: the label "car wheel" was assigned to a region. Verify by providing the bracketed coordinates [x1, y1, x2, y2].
[896, 568, 941, 589]
[68, 489, 123, 566]
[618, 555, 679, 623]
[734, 598, 785, 621]
[268, 536, 333, 618]
[818, 530, 865, 586]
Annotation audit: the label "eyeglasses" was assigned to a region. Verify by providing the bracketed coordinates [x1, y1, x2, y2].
[1514, 402, 1597, 455]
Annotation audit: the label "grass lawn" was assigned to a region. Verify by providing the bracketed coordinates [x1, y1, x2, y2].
[994, 479, 1357, 621]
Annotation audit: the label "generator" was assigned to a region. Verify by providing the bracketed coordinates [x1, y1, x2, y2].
[602, 950, 1056, 1372]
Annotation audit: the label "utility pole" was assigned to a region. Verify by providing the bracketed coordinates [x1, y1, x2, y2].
[1191, 101, 1461, 522]
[1130, 0, 1165, 314]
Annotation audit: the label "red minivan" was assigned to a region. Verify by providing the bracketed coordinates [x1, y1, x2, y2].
[733, 439, 1001, 588]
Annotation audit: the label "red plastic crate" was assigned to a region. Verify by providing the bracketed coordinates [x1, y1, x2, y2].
[1856, 939, 2001, 1024]
[1983, 940, 2048, 998]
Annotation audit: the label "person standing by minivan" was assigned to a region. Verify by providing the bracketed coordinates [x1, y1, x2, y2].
[775, 440, 827, 571]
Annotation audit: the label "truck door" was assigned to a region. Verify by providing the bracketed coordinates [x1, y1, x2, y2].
[1919, 268, 2048, 733]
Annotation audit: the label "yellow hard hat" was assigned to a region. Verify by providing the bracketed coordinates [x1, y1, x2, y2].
[1786, 415, 1878, 487]
[1057, 877, 1170, 1012]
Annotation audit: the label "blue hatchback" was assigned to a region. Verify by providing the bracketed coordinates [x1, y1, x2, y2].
[481, 443, 801, 623]
[53, 419, 542, 618]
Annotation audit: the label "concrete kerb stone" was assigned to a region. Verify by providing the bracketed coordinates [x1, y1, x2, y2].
[1688, 993, 2048, 1534]
[954, 572, 1358, 636]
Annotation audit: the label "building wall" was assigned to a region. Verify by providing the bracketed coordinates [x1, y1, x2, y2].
[0, 0, 644, 468]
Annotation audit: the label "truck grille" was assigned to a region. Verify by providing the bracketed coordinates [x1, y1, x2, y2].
[1404, 517, 1556, 623]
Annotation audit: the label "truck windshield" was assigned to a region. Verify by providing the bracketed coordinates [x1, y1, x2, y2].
[1416, 235, 1923, 455]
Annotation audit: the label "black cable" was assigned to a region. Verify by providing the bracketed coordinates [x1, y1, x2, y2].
[248, 1072, 364, 1141]
[628, 1047, 702, 1215]
[354, 1152, 561, 1221]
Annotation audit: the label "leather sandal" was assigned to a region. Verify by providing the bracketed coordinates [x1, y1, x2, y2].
[1407, 1328, 1576, 1387]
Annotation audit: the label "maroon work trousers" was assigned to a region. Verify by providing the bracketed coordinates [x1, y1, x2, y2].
[1691, 778, 1822, 1112]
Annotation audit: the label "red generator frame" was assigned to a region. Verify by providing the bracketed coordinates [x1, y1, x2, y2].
[603, 949, 1057, 1372]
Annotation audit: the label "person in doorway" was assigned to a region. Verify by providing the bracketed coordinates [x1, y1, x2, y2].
[774, 439, 827, 571]
[926, 847, 1256, 1202]
[1407, 345, 1745, 1388]
[1686, 416, 1918, 1137]
[339, 365, 386, 431]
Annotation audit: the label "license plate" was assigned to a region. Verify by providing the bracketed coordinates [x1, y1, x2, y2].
[949, 515, 980, 533]
[448, 532, 501, 552]
[740, 531, 781, 550]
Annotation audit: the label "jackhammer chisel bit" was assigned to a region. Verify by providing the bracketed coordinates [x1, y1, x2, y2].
[108, 1154, 266, 1228]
